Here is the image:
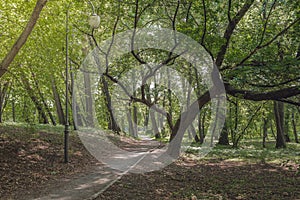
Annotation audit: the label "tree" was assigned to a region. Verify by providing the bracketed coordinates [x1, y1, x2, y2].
[274, 101, 286, 148]
[0, 0, 48, 78]
[0, 0, 299, 157]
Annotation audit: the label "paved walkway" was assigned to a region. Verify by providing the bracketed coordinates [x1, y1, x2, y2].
[29, 135, 162, 200]
[32, 166, 120, 200]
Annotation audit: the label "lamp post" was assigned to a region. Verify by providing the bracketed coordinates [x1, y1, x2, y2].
[64, 6, 70, 163]
[64, 3, 100, 163]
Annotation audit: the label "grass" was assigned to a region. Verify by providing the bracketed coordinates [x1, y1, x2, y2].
[185, 138, 300, 165]
[0, 122, 68, 135]
[1, 122, 299, 166]
[0, 122, 67, 144]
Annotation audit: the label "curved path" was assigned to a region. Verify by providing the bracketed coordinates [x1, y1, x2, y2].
[31, 136, 162, 200]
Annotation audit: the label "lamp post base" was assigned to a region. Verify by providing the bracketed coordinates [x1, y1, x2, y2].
[64, 124, 69, 163]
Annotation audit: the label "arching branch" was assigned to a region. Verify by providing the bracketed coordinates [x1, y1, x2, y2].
[0, 0, 48, 78]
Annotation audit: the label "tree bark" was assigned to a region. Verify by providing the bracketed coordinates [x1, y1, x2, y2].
[274, 101, 286, 148]
[150, 110, 160, 139]
[0, 0, 48, 77]
[262, 117, 268, 148]
[101, 77, 120, 133]
[126, 105, 137, 137]
[198, 111, 206, 144]
[0, 82, 10, 123]
[189, 124, 200, 143]
[84, 72, 94, 127]
[30, 68, 56, 125]
[167, 91, 211, 157]
[292, 111, 299, 143]
[216, 0, 255, 68]
[12, 100, 16, 122]
[51, 79, 65, 125]
[284, 108, 291, 142]
[218, 125, 229, 145]
[21, 76, 48, 124]
[226, 84, 300, 103]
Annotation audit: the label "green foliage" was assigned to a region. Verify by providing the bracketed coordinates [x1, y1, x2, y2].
[0, 0, 299, 147]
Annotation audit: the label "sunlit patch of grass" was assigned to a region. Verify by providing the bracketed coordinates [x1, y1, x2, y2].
[34, 124, 64, 134]
[1, 122, 69, 134]
[0, 123, 71, 144]
[184, 139, 300, 165]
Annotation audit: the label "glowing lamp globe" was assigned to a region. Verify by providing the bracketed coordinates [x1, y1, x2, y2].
[89, 14, 100, 29]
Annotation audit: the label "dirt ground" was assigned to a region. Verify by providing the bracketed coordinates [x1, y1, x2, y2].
[1, 128, 299, 200]
[99, 158, 300, 200]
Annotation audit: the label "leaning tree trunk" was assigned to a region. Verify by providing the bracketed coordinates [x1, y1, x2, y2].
[0, 0, 48, 78]
[30, 68, 56, 125]
[101, 77, 120, 133]
[189, 124, 200, 143]
[51, 79, 65, 125]
[274, 101, 286, 148]
[21, 76, 49, 124]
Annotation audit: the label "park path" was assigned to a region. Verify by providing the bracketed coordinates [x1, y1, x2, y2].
[29, 136, 161, 200]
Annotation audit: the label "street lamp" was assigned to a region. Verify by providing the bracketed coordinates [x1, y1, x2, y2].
[89, 13, 100, 29]
[64, 4, 100, 163]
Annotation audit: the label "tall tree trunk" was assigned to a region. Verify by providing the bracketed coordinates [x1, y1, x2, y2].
[30, 68, 56, 125]
[126, 104, 137, 137]
[167, 68, 173, 131]
[150, 110, 160, 139]
[12, 100, 16, 122]
[262, 117, 268, 148]
[84, 72, 94, 127]
[189, 124, 200, 143]
[133, 105, 138, 137]
[51, 79, 65, 125]
[101, 77, 120, 133]
[274, 101, 286, 148]
[21, 76, 48, 124]
[132, 71, 138, 137]
[167, 92, 211, 157]
[292, 111, 299, 143]
[232, 99, 239, 148]
[0, 82, 10, 123]
[23, 97, 30, 123]
[144, 107, 149, 129]
[270, 120, 276, 139]
[284, 108, 291, 142]
[145, 81, 160, 138]
[186, 66, 200, 143]
[218, 124, 229, 145]
[198, 112, 205, 144]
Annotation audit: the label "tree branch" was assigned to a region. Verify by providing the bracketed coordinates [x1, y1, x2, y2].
[225, 83, 300, 101]
[236, 17, 300, 67]
[0, 0, 48, 78]
[215, 0, 255, 68]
